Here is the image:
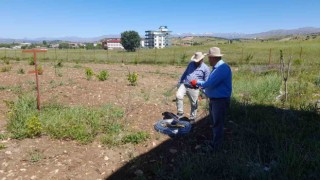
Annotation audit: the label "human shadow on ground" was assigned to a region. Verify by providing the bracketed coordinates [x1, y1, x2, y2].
[107, 98, 320, 179]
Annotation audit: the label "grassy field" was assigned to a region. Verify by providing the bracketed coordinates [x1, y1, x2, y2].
[1, 37, 320, 179]
[1, 38, 320, 66]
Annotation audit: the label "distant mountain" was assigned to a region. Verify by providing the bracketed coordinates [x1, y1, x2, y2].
[1, 27, 320, 43]
[172, 27, 320, 39]
[0, 35, 120, 43]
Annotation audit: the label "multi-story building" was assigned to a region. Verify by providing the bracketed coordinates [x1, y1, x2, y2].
[101, 38, 124, 50]
[145, 26, 171, 48]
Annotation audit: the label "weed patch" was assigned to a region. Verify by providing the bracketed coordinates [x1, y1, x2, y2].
[17, 68, 25, 74]
[85, 67, 94, 80]
[6, 95, 130, 144]
[1, 66, 12, 72]
[127, 72, 138, 86]
[96, 70, 109, 81]
[122, 131, 149, 144]
[0, 144, 6, 150]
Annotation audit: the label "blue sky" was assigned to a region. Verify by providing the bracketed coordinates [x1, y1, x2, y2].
[1, 0, 320, 38]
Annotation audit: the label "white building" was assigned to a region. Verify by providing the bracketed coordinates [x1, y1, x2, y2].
[20, 43, 31, 46]
[145, 26, 171, 48]
[101, 39, 124, 50]
[140, 39, 145, 48]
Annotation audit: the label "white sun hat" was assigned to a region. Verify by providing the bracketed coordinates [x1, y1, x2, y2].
[208, 47, 224, 57]
[191, 52, 206, 62]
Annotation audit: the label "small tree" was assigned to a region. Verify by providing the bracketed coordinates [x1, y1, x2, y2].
[121, 31, 140, 52]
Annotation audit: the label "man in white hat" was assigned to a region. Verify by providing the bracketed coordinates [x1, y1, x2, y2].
[191, 47, 232, 148]
[176, 52, 210, 123]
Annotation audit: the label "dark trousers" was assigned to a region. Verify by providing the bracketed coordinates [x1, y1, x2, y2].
[209, 97, 230, 147]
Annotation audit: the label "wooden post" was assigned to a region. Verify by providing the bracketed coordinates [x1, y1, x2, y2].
[23, 49, 47, 111]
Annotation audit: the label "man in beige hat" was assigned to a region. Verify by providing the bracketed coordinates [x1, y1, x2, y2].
[191, 47, 232, 148]
[176, 52, 210, 123]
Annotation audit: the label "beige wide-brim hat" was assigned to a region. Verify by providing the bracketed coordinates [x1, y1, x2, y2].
[191, 52, 206, 62]
[208, 47, 224, 57]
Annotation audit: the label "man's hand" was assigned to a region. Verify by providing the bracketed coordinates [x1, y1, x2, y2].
[190, 80, 197, 87]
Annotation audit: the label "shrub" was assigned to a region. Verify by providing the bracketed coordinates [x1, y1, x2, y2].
[29, 58, 35, 65]
[37, 65, 43, 75]
[85, 68, 94, 80]
[128, 72, 138, 86]
[293, 59, 304, 66]
[96, 70, 109, 81]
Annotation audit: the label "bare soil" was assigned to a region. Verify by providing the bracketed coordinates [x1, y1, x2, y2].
[0, 61, 209, 179]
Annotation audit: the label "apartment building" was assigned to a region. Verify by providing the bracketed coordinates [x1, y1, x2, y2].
[145, 26, 171, 48]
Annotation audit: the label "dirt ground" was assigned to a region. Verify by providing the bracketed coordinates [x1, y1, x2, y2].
[0, 61, 209, 179]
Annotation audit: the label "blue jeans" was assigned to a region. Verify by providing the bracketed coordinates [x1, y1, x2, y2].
[209, 97, 230, 147]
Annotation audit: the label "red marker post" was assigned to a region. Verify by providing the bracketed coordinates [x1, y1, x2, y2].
[23, 49, 47, 110]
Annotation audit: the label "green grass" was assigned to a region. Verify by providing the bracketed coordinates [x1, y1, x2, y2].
[122, 131, 150, 144]
[6, 95, 151, 145]
[6, 95, 128, 144]
[29, 149, 43, 163]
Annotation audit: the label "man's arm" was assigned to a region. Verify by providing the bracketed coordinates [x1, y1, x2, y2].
[179, 63, 191, 83]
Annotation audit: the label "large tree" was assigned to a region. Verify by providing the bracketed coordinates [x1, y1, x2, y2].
[121, 31, 140, 52]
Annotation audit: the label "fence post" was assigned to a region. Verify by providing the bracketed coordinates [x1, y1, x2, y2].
[299, 47, 303, 60]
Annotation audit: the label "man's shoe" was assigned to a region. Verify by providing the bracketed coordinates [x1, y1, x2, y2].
[177, 113, 184, 118]
[188, 118, 196, 124]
